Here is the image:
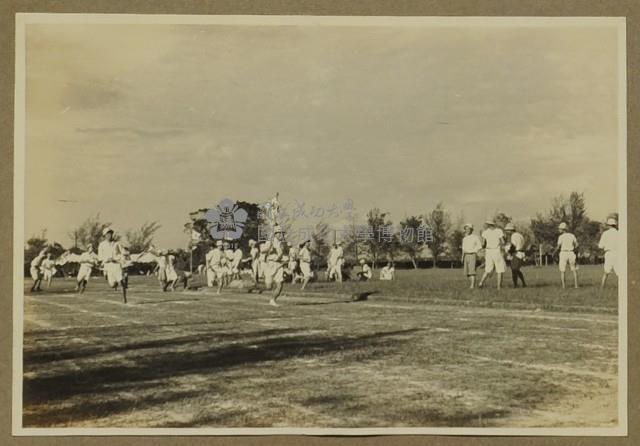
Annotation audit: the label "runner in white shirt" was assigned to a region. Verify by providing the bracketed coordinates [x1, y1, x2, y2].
[504, 223, 527, 288]
[29, 248, 48, 292]
[98, 227, 128, 303]
[553, 222, 579, 289]
[298, 240, 313, 290]
[151, 249, 169, 291]
[40, 253, 57, 288]
[598, 217, 619, 289]
[478, 220, 506, 290]
[257, 227, 286, 306]
[461, 223, 482, 289]
[208, 241, 226, 294]
[165, 252, 179, 290]
[75, 244, 99, 293]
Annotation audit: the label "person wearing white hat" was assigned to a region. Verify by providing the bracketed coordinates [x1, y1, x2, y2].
[598, 217, 619, 289]
[504, 223, 527, 288]
[478, 219, 506, 290]
[298, 240, 313, 290]
[260, 226, 286, 306]
[461, 223, 482, 289]
[553, 222, 579, 289]
[98, 227, 128, 303]
[75, 243, 99, 293]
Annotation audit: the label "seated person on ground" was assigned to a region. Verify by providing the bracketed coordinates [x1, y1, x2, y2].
[356, 259, 373, 281]
[380, 262, 395, 281]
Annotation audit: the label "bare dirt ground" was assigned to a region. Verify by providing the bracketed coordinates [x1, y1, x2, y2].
[21, 266, 619, 428]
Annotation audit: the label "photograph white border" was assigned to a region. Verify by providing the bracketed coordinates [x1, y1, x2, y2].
[12, 13, 628, 437]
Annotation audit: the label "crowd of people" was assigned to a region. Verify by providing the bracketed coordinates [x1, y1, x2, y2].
[461, 217, 620, 290]
[27, 215, 619, 305]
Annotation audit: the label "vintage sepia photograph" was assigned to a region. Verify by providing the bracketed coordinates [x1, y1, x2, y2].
[13, 14, 627, 435]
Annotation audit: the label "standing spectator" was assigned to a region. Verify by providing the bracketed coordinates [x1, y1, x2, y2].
[504, 223, 527, 288]
[461, 223, 482, 289]
[553, 222, 579, 289]
[598, 217, 619, 289]
[478, 219, 506, 290]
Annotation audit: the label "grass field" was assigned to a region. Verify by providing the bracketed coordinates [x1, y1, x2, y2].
[21, 265, 619, 428]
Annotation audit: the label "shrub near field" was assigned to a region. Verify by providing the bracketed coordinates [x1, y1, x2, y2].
[21, 265, 619, 428]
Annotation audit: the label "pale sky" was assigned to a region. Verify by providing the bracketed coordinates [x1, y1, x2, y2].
[24, 22, 621, 249]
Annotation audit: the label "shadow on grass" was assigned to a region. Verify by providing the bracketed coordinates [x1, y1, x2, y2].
[23, 328, 420, 425]
[23, 388, 205, 427]
[24, 328, 301, 364]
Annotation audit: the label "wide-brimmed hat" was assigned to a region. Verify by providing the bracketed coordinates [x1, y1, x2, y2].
[463, 222, 473, 230]
[215, 240, 223, 247]
[102, 227, 114, 236]
[558, 222, 568, 230]
[606, 217, 618, 226]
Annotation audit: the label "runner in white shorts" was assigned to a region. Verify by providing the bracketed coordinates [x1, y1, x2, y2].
[29, 248, 48, 293]
[257, 226, 286, 306]
[598, 217, 619, 289]
[76, 243, 99, 293]
[478, 219, 506, 290]
[40, 253, 57, 288]
[98, 227, 128, 303]
[553, 222, 579, 289]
